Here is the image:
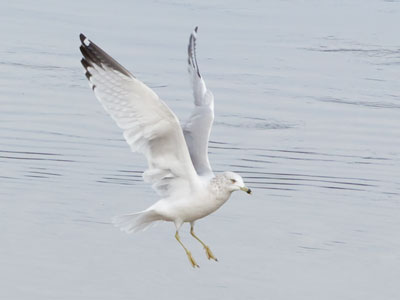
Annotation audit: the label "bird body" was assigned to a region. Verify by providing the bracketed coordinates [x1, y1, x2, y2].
[79, 28, 251, 267]
[114, 172, 244, 231]
[152, 172, 238, 223]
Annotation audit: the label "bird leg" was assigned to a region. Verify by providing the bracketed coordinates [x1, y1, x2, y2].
[175, 231, 199, 268]
[190, 225, 218, 261]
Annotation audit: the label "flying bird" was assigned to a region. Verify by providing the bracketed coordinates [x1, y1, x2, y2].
[79, 27, 251, 268]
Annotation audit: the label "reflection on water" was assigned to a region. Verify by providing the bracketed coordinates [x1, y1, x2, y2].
[1, 0, 400, 299]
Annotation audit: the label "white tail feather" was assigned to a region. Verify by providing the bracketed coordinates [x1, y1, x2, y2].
[112, 210, 158, 234]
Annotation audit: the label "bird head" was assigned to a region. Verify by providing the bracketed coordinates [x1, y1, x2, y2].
[222, 171, 252, 195]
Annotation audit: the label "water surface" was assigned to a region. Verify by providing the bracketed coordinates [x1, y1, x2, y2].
[1, 1, 400, 299]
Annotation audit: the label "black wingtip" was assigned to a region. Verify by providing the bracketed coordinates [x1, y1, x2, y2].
[81, 58, 92, 69]
[187, 27, 201, 78]
[84, 70, 91, 80]
[79, 33, 86, 43]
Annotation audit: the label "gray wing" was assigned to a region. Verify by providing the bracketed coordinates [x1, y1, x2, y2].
[183, 27, 215, 177]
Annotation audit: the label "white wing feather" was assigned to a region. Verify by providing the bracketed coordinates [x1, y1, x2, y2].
[79, 34, 200, 197]
[183, 27, 214, 177]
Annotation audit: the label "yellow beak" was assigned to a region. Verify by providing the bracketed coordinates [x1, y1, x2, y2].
[240, 186, 252, 194]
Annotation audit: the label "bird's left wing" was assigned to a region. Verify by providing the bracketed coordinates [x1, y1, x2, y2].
[183, 27, 215, 178]
[79, 34, 200, 197]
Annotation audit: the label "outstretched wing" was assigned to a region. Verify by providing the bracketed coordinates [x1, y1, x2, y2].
[79, 33, 200, 197]
[183, 27, 214, 177]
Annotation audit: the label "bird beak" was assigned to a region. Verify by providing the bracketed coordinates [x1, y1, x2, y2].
[240, 186, 252, 195]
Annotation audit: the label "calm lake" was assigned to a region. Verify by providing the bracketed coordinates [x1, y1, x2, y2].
[1, 0, 399, 299]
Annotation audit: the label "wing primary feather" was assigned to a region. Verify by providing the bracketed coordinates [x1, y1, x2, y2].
[80, 45, 102, 68]
[84, 70, 91, 80]
[188, 27, 201, 78]
[81, 58, 92, 69]
[79, 33, 134, 78]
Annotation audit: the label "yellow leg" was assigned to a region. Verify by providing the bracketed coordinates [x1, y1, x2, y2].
[190, 226, 218, 262]
[175, 231, 199, 268]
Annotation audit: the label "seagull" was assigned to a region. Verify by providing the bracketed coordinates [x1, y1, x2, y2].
[79, 27, 251, 268]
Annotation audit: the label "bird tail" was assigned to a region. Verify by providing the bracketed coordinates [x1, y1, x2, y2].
[112, 209, 159, 234]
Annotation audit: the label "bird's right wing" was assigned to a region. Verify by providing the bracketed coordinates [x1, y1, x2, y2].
[79, 33, 200, 197]
[183, 27, 215, 177]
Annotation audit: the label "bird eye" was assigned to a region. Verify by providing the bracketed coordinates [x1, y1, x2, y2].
[230, 179, 236, 184]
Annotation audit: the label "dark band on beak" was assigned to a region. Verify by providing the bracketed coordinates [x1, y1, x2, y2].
[240, 186, 252, 194]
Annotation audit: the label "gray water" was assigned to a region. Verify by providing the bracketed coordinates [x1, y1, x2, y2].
[1, 0, 400, 299]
